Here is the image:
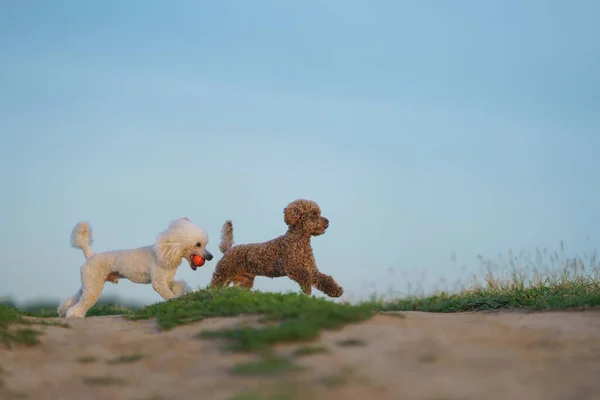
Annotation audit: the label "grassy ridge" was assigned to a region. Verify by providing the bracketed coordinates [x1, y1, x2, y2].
[377, 265, 600, 313]
[1, 248, 598, 400]
[11, 298, 142, 318]
[0, 303, 43, 347]
[128, 287, 374, 352]
[376, 245, 600, 312]
[2, 246, 598, 352]
[376, 281, 600, 313]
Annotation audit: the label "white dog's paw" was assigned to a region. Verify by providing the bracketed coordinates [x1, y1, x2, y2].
[57, 302, 73, 318]
[65, 307, 86, 318]
[170, 280, 192, 297]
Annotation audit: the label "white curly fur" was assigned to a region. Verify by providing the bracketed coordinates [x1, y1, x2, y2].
[58, 218, 213, 318]
[71, 221, 95, 260]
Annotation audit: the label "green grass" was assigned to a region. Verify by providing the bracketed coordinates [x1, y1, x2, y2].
[375, 260, 600, 313]
[82, 375, 127, 386]
[106, 352, 145, 364]
[292, 345, 329, 357]
[336, 338, 367, 347]
[0, 302, 70, 348]
[18, 299, 139, 318]
[230, 357, 299, 376]
[127, 286, 374, 352]
[374, 284, 600, 313]
[319, 374, 348, 387]
[0, 303, 43, 347]
[76, 355, 99, 364]
[231, 383, 301, 400]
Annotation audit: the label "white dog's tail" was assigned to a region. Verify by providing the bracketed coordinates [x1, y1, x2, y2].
[71, 221, 94, 260]
[219, 220, 234, 254]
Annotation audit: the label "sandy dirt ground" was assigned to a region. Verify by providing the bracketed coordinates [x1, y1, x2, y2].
[1, 310, 599, 400]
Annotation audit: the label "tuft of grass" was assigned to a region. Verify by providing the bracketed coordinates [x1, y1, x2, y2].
[36, 320, 70, 328]
[82, 375, 127, 386]
[319, 374, 348, 387]
[128, 287, 374, 352]
[231, 383, 301, 400]
[83, 303, 135, 317]
[106, 352, 144, 365]
[336, 338, 367, 347]
[76, 356, 98, 364]
[230, 357, 299, 376]
[417, 351, 438, 363]
[0, 389, 28, 399]
[292, 345, 329, 357]
[318, 366, 358, 388]
[0, 303, 43, 347]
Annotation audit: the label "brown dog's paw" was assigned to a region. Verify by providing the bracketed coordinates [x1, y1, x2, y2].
[324, 282, 343, 297]
[328, 285, 344, 298]
[314, 273, 344, 298]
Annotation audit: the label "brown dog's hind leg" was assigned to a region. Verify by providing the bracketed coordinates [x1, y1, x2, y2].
[313, 272, 344, 298]
[232, 272, 256, 289]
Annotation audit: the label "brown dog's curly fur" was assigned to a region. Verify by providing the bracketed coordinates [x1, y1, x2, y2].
[210, 199, 344, 297]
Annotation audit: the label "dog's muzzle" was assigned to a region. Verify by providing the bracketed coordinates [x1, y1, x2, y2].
[188, 250, 214, 271]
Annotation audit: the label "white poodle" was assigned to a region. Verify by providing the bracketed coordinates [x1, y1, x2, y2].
[57, 217, 214, 318]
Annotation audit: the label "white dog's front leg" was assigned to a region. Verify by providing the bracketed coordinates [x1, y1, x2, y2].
[152, 278, 177, 301]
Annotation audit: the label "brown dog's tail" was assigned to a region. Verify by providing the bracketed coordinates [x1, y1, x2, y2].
[219, 220, 234, 254]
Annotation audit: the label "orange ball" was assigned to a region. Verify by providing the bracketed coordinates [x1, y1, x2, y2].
[191, 254, 205, 267]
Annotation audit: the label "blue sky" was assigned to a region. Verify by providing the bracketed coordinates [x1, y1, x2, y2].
[1, 0, 599, 305]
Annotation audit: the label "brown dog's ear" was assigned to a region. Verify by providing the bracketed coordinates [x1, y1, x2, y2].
[284, 204, 301, 226]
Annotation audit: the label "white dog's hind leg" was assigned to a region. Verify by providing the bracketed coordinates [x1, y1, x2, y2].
[170, 280, 192, 297]
[65, 281, 105, 318]
[57, 288, 82, 318]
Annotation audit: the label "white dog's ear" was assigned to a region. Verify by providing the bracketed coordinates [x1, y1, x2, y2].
[154, 220, 187, 268]
[154, 218, 208, 268]
[153, 240, 184, 269]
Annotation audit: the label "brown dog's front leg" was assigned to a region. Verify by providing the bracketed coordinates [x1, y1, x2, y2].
[210, 269, 232, 287]
[286, 268, 313, 296]
[313, 272, 344, 298]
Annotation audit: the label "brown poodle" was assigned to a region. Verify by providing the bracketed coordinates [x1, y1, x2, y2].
[210, 199, 344, 297]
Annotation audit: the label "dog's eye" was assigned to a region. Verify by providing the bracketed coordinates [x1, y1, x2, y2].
[195, 242, 202, 247]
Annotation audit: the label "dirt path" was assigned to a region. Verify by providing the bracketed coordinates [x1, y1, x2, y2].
[1, 310, 599, 400]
